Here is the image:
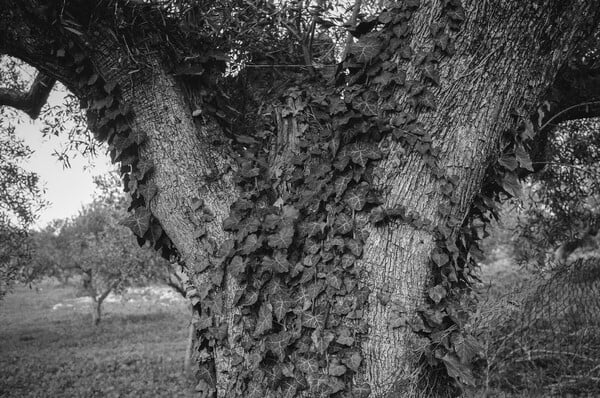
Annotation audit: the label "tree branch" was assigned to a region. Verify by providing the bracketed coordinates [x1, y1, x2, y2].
[0, 0, 84, 98]
[543, 66, 600, 126]
[97, 280, 118, 304]
[0, 72, 55, 118]
[528, 61, 600, 174]
[340, 0, 362, 60]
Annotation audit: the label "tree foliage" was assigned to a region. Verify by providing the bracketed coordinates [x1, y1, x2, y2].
[28, 173, 173, 324]
[0, 109, 44, 298]
[513, 119, 600, 268]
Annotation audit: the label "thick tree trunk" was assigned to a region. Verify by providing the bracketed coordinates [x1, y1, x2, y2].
[348, 2, 600, 395]
[2, 1, 600, 397]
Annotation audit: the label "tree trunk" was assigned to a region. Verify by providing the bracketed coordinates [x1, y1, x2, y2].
[184, 302, 198, 375]
[92, 298, 101, 326]
[2, 1, 600, 396]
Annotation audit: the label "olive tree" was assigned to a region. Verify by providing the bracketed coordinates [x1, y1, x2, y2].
[2, 1, 600, 396]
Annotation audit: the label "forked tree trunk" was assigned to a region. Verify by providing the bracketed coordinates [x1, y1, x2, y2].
[2, 0, 600, 396]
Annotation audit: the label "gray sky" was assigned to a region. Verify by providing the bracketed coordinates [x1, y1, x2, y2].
[14, 117, 112, 229]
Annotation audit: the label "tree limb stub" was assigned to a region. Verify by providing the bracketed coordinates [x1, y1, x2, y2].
[0, 72, 55, 119]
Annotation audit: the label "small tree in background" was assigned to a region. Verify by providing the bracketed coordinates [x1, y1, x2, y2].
[0, 105, 45, 299]
[31, 172, 173, 325]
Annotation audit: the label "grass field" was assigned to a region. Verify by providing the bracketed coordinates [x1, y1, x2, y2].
[0, 281, 195, 397]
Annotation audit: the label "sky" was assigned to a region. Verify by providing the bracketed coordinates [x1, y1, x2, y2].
[12, 96, 112, 229]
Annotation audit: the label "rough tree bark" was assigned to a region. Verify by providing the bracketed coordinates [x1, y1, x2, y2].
[2, 1, 600, 397]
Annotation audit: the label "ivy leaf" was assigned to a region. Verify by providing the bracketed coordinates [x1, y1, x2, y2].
[352, 96, 378, 117]
[138, 182, 158, 203]
[254, 302, 273, 336]
[345, 239, 363, 256]
[501, 172, 521, 197]
[144, 220, 163, 245]
[515, 144, 533, 171]
[344, 183, 368, 211]
[296, 356, 319, 375]
[373, 70, 394, 86]
[498, 154, 518, 171]
[453, 333, 483, 364]
[282, 205, 300, 221]
[87, 73, 99, 86]
[295, 286, 313, 311]
[302, 310, 326, 329]
[238, 217, 261, 240]
[263, 251, 290, 273]
[111, 132, 134, 154]
[328, 361, 347, 377]
[347, 142, 381, 167]
[369, 206, 386, 224]
[431, 250, 450, 267]
[241, 234, 261, 255]
[303, 254, 320, 267]
[428, 284, 447, 304]
[223, 213, 242, 231]
[334, 213, 353, 235]
[262, 213, 281, 230]
[246, 381, 263, 398]
[268, 225, 295, 249]
[241, 167, 260, 178]
[135, 158, 154, 179]
[304, 238, 320, 255]
[130, 129, 147, 145]
[342, 351, 362, 372]
[441, 353, 476, 386]
[240, 288, 259, 307]
[216, 239, 235, 258]
[334, 173, 352, 199]
[422, 308, 445, 327]
[326, 273, 343, 290]
[423, 64, 440, 86]
[229, 255, 246, 279]
[447, 7, 466, 23]
[418, 89, 437, 109]
[266, 331, 291, 361]
[336, 326, 355, 346]
[271, 292, 294, 322]
[321, 250, 334, 263]
[348, 36, 381, 62]
[300, 221, 326, 238]
[353, 383, 372, 398]
[333, 154, 350, 171]
[121, 207, 151, 237]
[390, 312, 407, 328]
[325, 236, 345, 251]
[378, 11, 392, 24]
[341, 253, 355, 268]
[104, 80, 117, 93]
[328, 95, 347, 115]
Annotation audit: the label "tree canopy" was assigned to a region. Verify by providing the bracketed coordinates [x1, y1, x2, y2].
[0, 107, 45, 298]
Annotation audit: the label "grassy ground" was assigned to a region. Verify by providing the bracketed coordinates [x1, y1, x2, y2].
[0, 281, 195, 397]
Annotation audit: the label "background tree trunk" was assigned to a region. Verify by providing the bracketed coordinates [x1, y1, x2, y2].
[92, 298, 101, 326]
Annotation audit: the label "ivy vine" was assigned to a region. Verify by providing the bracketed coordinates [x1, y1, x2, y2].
[46, 0, 541, 395]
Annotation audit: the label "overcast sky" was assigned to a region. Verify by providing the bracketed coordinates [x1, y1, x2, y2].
[14, 114, 112, 229]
